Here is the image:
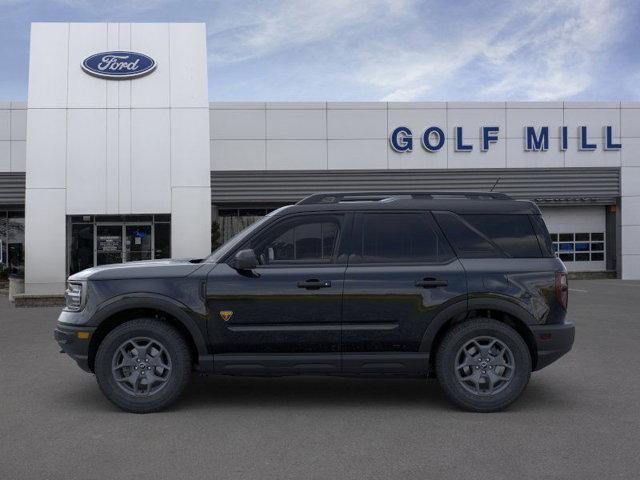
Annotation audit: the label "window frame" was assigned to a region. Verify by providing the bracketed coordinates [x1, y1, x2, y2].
[230, 212, 349, 268]
[347, 210, 456, 266]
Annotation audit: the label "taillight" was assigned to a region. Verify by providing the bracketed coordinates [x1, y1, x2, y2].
[555, 272, 568, 310]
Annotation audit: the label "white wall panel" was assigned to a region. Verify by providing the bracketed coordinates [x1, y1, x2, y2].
[210, 109, 265, 139]
[621, 254, 640, 280]
[106, 23, 119, 109]
[387, 108, 446, 138]
[506, 108, 563, 138]
[211, 140, 265, 170]
[106, 109, 119, 213]
[67, 23, 108, 109]
[131, 108, 171, 212]
[117, 23, 132, 109]
[328, 109, 387, 139]
[266, 140, 327, 170]
[506, 138, 564, 168]
[25, 109, 67, 189]
[24, 188, 66, 293]
[171, 186, 211, 258]
[621, 226, 640, 255]
[0, 142, 9, 171]
[11, 141, 26, 172]
[10, 109, 27, 140]
[131, 23, 170, 108]
[621, 196, 640, 226]
[563, 108, 621, 138]
[170, 23, 208, 108]
[0, 110, 10, 140]
[447, 107, 506, 139]
[388, 144, 447, 169]
[28, 23, 69, 108]
[328, 140, 387, 169]
[621, 138, 640, 166]
[621, 108, 640, 138]
[266, 109, 326, 139]
[66, 109, 107, 214]
[171, 108, 210, 186]
[117, 108, 132, 213]
[448, 143, 506, 169]
[564, 143, 621, 168]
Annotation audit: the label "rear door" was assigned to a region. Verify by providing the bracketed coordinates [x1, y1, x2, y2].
[341, 211, 467, 374]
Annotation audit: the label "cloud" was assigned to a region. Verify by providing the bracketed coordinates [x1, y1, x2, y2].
[207, 0, 411, 65]
[359, 0, 626, 101]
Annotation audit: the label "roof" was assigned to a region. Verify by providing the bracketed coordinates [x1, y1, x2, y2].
[276, 191, 542, 215]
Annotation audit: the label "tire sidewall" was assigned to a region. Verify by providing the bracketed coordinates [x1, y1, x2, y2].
[95, 320, 191, 413]
[436, 320, 531, 412]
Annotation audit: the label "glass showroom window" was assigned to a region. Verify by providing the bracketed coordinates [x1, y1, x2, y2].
[67, 215, 171, 275]
[0, 211, 25, 276]
[550, 232, 605, 262]
[213, 207, 280, 249]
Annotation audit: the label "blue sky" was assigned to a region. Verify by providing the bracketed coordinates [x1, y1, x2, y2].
[1, 0, 639, 101]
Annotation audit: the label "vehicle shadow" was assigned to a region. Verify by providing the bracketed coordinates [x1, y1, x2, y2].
[57, 373, 577, 414]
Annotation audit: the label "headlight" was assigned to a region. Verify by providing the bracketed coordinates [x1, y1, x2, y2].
[64, 282, 86, 311]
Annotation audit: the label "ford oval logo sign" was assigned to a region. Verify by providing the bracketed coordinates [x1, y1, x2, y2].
[82, 51, 156, 80]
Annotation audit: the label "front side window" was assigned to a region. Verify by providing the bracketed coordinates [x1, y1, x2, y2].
[353, 212, 453, 263]
[247, 215, 342, 265]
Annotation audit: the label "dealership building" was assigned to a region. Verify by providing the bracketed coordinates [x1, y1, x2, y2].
[1, 22, 640, 295]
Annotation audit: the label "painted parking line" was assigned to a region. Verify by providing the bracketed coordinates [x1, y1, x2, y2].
[569, 288, 588, 293]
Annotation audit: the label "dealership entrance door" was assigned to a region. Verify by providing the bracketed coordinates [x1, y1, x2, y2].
[68, 215, 171, 275]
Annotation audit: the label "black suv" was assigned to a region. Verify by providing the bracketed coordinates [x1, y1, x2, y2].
[55, 191, 574, 413]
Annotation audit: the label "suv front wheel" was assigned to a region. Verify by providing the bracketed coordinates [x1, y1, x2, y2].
[95, 319, 192, 413]
[436, 318, 531, 412]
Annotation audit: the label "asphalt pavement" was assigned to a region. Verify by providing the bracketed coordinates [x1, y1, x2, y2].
[1, 279, 639, 479]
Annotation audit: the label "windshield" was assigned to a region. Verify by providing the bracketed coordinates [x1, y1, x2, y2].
[205, 205, 292, 263]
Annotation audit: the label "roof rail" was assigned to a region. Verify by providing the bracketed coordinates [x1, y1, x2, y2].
[296, 191, 512, 205]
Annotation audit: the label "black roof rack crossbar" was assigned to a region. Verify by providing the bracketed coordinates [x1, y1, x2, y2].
[296, 191, 512, 205]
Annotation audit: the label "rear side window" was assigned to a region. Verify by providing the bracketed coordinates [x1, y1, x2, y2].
[353, 212, 453, 263]
[433, 212, 502, 258]
[434, 212, 544, 258]
[529, 214, 555, 257]
[461, 214, 542, 258]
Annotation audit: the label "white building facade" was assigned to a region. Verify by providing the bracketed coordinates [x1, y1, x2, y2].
[0, 22, 639, 295]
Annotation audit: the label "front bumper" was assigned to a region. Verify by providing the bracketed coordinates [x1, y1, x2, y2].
[54, 323, 96, 373]
[530, 321, 575, 371]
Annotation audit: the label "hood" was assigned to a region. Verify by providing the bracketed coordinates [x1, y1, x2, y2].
[68, 258, 205, 282]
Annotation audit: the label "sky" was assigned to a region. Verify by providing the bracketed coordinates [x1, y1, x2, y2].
[0, 0, 639, 102]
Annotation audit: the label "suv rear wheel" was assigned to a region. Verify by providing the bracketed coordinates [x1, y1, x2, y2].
[95, 319, 192, 413]
[436, 318, 531, 412]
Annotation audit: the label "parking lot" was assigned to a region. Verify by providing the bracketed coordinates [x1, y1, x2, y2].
[1, 279, 639, 480]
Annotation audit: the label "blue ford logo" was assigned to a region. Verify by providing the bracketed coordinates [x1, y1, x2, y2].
[82, 51, 156, 79]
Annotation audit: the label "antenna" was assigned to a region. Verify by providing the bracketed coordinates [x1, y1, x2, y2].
[490, 176, 501, 192]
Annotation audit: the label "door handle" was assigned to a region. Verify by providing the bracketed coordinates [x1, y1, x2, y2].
[297, 279, 332, 289]
[415, 278, 448, 288]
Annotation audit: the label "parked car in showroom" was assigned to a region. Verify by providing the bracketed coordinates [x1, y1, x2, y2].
[55, 191, 574, 413]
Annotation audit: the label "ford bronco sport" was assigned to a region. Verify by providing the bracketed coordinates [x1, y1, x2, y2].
[55, 191, 575, 413]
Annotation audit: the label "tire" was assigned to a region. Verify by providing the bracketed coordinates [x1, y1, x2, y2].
[435, 318, 531, 412]
[95, 318, 192, 413]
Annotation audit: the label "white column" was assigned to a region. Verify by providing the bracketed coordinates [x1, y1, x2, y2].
[621, 166, 640, 279]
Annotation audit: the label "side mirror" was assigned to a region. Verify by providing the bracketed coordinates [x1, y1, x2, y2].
[231, 249, 258, 271]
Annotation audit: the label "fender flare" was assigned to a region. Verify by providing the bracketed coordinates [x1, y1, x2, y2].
[90, 293, 209, 357]
[419, 296, 536, 353]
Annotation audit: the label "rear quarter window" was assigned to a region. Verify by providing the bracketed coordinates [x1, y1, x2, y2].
[434, 212, 545, 258]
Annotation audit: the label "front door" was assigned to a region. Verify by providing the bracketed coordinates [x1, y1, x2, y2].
[125, 225, 152, 261]
[206, 212, 349, 373]
[341, 211, 467, 374]
[96, 225, 123, 265]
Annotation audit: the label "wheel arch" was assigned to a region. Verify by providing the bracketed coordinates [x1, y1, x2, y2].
[87, 295, 208, 372]
[421, 298, 538, 372]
